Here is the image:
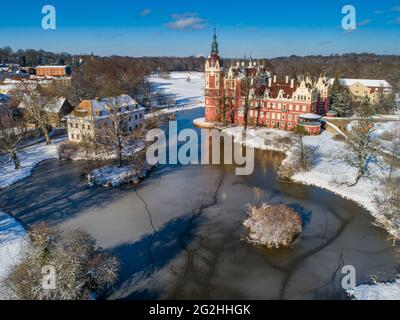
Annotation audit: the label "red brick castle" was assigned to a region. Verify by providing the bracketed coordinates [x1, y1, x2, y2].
[204, 30, 331, 135]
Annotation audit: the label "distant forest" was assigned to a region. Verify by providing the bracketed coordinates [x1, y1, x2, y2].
[1, 47, 399, 91]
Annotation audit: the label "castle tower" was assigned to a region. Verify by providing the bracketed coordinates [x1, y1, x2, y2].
[205, 29, 224, 122]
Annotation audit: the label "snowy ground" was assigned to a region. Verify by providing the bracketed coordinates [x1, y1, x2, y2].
[0, 136, 66, 190]
[89, 162, 154, 187]
[347, 280, 400, 300]
[148, 72, 204, 111]
[0, 211, 27, 299]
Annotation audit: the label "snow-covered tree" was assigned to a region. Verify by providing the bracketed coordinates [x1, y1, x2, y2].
[330, 90, 352, 117]
[341, 99, 378, 186]
[3, 224, 119, 300]
[244, 203, 302, 248]
[374, 92, 397, 115]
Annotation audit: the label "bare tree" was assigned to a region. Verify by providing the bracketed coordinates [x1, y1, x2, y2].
[217, 89, 229, 127]
[341, 98, 378, 186]
[381, 129, 400, 178]
[374, 176, 400, 241]
[292, 125, 313, 170]
[95, 101, 140, 168]
[240, 77, 254, 131]
[16, 84, 57, 145]
[0, 106, 28, 170]
[3, 223, 119, 300]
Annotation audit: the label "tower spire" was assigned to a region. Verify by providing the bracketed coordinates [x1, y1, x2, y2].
[211, 28, 219, 55]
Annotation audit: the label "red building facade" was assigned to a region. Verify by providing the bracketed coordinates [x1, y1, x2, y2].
[204, 31, 331, 135]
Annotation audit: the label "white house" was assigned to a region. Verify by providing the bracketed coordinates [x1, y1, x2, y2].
[66, 94, 145, 143]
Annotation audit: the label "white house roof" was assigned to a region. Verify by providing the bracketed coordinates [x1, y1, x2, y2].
[90, 94, 144, 116]
[36, 65, 69, 68]
[44, 98, 67, 113]
[328, 78, 392, 88]
[299, 113, 322, 120]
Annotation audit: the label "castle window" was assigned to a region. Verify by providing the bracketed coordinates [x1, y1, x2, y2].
[289, 104, 293, 111]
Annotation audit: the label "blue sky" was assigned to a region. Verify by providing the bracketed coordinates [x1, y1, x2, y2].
[1, 0, 400, 57]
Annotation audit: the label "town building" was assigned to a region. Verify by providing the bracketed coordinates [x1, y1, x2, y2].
[35, 65, 71, 77]
[18, 96, 74, 128]
[65, 94, 145, 143]
[328, 78, 392, 104]
[43, 98, 74, 127]
[204, 30, 331, 135]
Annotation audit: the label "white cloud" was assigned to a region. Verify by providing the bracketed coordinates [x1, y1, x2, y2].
[387, 17, 400, 24]
[357, 19, 371, 27]
[391, 6, 400, 12]
[166, 13, 207, 30]
[140, 8, 151, 16]
[373, 10, 384, 14]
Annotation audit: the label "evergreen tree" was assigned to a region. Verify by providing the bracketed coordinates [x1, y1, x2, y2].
[331, 75, 342, 95]
[330, 90, 352, 117]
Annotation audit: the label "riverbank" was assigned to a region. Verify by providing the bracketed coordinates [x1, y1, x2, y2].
[222, 125, 400, 240]
[0, 136, 66, 190]
[0, 211, 27, 299]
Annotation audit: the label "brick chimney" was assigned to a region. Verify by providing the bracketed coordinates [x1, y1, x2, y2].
[290, 79, 295, 89]
[273, 75, 277, 83]
[286, 75, 289, 84]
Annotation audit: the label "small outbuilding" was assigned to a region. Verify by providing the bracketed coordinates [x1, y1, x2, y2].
[297, 113, 322, 135]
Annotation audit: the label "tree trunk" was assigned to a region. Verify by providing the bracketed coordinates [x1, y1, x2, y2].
[116, 136, 123, 168]
[244, 106, 249, 131]
[40, 124, 51, 145]
[11, 150, 21, 170]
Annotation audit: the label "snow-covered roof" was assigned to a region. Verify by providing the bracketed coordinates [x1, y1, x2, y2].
[90, 94, 144, 115]
[36, 65, 68, 69]
[70, 94, 145, 119]
[44, 98, 67, 113]
[299, 113, 322, 120]
[328, 78, 392, 88]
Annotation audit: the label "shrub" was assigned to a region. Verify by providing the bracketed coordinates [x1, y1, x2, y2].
[333, 134, 346, 142]
[243, 203, 302, 248]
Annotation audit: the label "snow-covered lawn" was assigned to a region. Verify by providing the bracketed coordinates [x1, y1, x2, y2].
[224, 126, 291, 153]
[347, 280, 400, 300]
[148, 72, 204, 111]
[0, 211, 27, 299]
[0, 136, 66, 190]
